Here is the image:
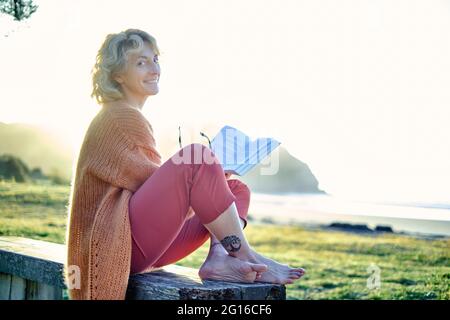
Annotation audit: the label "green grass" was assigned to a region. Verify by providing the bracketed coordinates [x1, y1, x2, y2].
[0, 180, 69, 243]
[0, 180, 449, 300]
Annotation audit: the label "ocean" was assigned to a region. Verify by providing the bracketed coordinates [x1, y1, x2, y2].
[249, 193, 450, 237]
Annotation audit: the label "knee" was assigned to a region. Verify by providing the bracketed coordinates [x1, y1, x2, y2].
[185, 143, 207, 151]
[178, 143, 204, 157]
[228, 179, 251, 199]
[189, 143, 220, 166]
[173, 143, 219, 166]
[239, 181, 251, 199]
[240, 182, 251, 199]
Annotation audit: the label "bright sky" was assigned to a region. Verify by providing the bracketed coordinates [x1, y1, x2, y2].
[1, 0, 449, 203]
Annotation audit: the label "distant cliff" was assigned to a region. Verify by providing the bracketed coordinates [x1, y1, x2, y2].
[239, 147, 326, 194]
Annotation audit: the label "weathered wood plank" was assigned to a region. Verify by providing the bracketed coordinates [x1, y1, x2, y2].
[0, 237, 66, 262]
[1, 236, 286, 300]
[0, 272, 12, 299]
[25, 280, 39, 299]
[25, 280, 63, 300]
[0, 237, 66, 288]
[36, 282, 63, 300]
[10, 275, 26, 300]
[24, 280, 64, 300]
[126, 264, 286, 300]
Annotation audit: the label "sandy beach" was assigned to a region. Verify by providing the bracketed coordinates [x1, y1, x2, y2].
[249, 193, 450, 237]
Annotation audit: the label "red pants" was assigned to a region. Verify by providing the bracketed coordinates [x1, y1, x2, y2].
[128, 144, 250, 274]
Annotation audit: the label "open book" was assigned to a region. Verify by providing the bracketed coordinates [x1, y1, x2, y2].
[209, 125, 281, 176]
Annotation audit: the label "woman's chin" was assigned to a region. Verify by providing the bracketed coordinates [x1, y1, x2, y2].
[145, 89, 159, 96]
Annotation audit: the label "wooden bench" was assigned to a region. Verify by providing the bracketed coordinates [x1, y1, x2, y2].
[0, 236, 286, 300]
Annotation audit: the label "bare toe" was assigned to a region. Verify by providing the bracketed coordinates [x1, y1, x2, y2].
[250, 251, 306, 284]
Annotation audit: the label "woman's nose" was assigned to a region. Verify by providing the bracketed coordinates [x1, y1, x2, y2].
[149, 62, 160, 73]
[148, 70, 160, 77]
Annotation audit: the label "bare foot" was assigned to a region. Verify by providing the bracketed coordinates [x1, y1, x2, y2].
[249, 250, 306, 285]
[198, 249, 268, 283]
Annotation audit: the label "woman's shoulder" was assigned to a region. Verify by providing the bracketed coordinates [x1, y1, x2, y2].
[97, 101, 156, 148]
[101, 101, 151, 126]
[100, 103, 148, 123]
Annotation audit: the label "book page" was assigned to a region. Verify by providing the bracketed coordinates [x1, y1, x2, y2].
[210, 125, 280, 175]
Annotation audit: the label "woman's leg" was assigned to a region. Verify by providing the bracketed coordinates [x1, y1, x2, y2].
[149, 179, 250, 268]
[129, 143, 263, 275]
[129, 143, 305, 284]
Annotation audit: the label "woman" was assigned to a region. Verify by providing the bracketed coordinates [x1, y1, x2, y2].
[66, 29, 305, 300]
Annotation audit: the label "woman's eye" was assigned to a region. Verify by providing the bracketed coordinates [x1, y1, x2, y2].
[154, 56, 159, 63]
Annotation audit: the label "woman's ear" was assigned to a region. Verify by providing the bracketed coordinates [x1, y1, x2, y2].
[112, 71, 124, 84]
[114, 76, 123, 84]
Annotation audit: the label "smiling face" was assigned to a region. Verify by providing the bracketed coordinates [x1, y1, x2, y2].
[114, 41, 161, 102]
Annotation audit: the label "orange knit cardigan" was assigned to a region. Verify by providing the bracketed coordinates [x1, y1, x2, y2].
[65, 101, 162, 300]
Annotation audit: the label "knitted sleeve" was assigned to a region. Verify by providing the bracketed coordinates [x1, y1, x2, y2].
[115, 143, 161, 192]
[85, 107, 162, 192]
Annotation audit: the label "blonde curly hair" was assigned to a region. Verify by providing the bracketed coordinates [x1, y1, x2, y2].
[90, 29, 160, 105]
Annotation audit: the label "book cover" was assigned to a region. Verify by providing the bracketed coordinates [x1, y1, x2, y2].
[209, 125, 281, 176]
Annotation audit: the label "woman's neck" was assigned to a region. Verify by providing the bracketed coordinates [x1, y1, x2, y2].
[109, 98, 145, 111]
[118, 92, 147, 110]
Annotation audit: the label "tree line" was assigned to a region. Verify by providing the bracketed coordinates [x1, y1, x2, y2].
[0, 154, 69, 185]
